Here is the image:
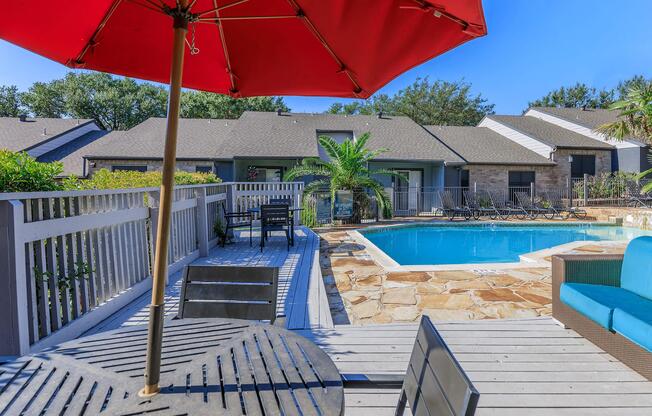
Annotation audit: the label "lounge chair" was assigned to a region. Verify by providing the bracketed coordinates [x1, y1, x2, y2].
[220, 203, 253, 247]
[342, 316, 480, 415]
[625, 180, 652, 208]
[487, 190, 521, 220]
[515, 191, 554, 220]
[541, 190, 586, 219]
[178, 265, 279, 323]
[463, 189, 495, 220]
[260, 204, 292, 251]
[552, 237, 652, 380]
[439, 190, 471, 220]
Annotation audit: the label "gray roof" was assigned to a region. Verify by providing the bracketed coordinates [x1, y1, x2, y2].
[488, 115, 613, 149]
[83, 117, 236, 160]
[531, 107, 644, 143]
[222, 111, 464, 162]
[39, 130, 111, 177]
[424, 126, 555, 165]
[0, 117, 94, 152]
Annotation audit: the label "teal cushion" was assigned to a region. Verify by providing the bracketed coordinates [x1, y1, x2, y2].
[560, 283, 645, 329]
[621, 236, 652, 300]
[613, 304, 652, 352]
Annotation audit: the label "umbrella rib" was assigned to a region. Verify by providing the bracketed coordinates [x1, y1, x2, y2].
[407, 0, 471, 30]
[72, 0, 125, 66]
[211, 0, 238, 94]
[285, 0, 364, 96]
[196, 0, 249, 18]
[198, 15, 296, 21]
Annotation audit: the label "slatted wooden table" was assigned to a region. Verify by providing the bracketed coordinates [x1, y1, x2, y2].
[0, 318, 344, 415]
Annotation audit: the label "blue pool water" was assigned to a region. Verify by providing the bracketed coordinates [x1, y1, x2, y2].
[361, 224, 651, 265]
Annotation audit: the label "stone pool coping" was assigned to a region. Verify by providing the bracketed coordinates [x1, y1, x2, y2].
[348, 221, 630, 272]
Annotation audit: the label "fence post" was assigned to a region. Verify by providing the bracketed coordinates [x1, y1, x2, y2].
[194, 187, 209, 257]
[567, 177, 573, 207]
[583, 174, 589, 206]
[473, 182, 477, 193]
[530, 182, 535, 203]
[0, 200, 31, 357]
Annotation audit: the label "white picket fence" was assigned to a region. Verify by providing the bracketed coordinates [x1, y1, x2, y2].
[0, 181, 303, 357]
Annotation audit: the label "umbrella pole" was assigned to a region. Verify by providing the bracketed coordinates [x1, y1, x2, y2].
[140, 10, 188, 398]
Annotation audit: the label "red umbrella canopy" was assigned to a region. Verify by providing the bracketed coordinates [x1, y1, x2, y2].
[1, 0, 486, 98]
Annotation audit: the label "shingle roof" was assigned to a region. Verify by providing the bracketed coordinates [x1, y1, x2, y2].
[39, 130, 111, 177]
[424, 126, 555, 165]
[222, 111, 464, 162]
[83, 117, 236, 160]
[531, 107, 643, 143]
[0, 117, 94, 152]
[488, 115, 613, 149]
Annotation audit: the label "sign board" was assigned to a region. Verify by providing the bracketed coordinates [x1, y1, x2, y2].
[334, 190, 353, 219]
[315, 193, 332, 223]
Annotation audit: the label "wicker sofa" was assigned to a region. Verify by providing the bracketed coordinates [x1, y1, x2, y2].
[552, 236, 652, 380]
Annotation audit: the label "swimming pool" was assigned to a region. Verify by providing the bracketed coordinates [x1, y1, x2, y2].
[360, 223, 651, 265]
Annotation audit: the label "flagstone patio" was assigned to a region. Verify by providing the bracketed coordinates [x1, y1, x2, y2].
[319, 228, 628, 325]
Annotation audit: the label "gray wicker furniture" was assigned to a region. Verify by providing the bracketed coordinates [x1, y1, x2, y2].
[0, 318, 344, 415]
[552, 237, 652, 380]
[178, 265, 279, 323]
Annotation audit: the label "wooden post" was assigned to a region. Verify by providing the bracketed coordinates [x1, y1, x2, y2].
[0, 200, 30, 357]
[141, 5, 188, 397]
[195, 187, 209, 257]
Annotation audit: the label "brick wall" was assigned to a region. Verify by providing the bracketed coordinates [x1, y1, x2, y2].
[554, 148, 612, 179]
[465, 164, 560, 192]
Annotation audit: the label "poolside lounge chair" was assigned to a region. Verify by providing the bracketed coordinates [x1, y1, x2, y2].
[515, 191, 554, 220]
[541, 190, 587, 219]
[487, 190, 521, 220]
[463, 189, 495, 220]
[342, 316, 480, 415]
[439, 190, 471, 220]
[625, 180, 652, 208]
[178, 265, 279, 323]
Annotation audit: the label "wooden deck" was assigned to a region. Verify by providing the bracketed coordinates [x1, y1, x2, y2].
[86, 226, 331, 336]
[296, 317, 652, 416]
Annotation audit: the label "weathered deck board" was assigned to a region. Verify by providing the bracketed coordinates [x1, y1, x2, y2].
[85, 226, 331, 336]
[295, 317, 652, 416]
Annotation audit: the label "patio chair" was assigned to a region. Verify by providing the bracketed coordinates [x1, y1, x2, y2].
[541, 190, 586, 219]
[439, 190, 472, 221]
[625, 180, 652, 208]
[178, 265, 279, 323]
[260, 204, 292, 251]
[486, 190, 520, 220]
[342, 316, 480, 416]
[463, 189, 495, 220]
[269, 197, 292, 205]
[515, 191, 554, 220]
[220, 203, 253, 247]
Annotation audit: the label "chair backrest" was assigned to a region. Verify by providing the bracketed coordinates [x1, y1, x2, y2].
[269, 197, 291, 205]
[487, 190, 506, 209]
[621, 236, 652, 300]
[462, 190, 478, 209]
[440, 191, 456, 210]
[542, 190, 562, 208]
[178, 265, 279, 322]
[261, 204, 290, 225]
[515, 191, 533, 209]
[626, 180, 642, 196]
[398, 316, 479, 416]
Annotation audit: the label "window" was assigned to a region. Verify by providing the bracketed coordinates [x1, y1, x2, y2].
[571, 155, 596, 178]
[247, 166, 283, 182]
[196, 166, 212, 173]
[460, 170, 470, 188]
[112, 165, 147, 172]
[508, 171, 535, 187]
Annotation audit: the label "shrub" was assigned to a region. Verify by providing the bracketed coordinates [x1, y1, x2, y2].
[0, 150, 63, 192]
[62, 168, 221, 190]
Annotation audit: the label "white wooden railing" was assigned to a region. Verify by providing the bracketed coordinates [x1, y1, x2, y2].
[0, 181, 303, 356]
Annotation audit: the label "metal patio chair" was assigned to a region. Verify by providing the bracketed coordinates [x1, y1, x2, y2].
[439, 190, 472, 221]
[486, 190, 520, 220]
[463, 189, 495, 220]
[220, 202, 253, 247]
[178, 265, 279, 323]
[515, 191, 555, 220]
[342, 316, 480, 416]
[260, 204, 292, 251]
[541, 190, 587, 219]
[625, 180, 652, 208]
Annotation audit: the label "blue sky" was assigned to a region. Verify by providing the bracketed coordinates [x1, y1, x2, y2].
[1, 0, 651, 115]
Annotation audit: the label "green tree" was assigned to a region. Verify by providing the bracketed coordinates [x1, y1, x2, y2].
[0, 85, 23, 117]
[284, 133, 403, 219]
[326, 78, 493, 126]
[20, 80, 67, 118]
[528, 82, 614, 109]
[181, 91, 289, 119]
[596, 81, 652, 191]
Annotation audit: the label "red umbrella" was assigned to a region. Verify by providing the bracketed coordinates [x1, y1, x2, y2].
[1, 0, 486, 396]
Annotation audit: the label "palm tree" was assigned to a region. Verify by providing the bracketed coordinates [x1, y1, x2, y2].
[285, 133, 404, 219]
[597, 83, 652, 192]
